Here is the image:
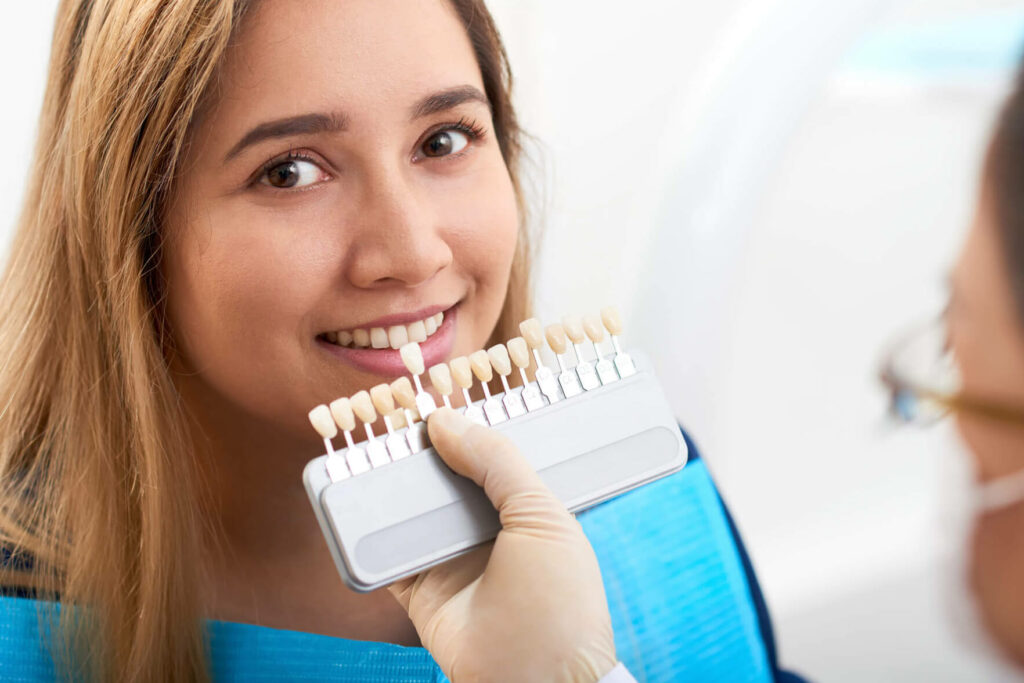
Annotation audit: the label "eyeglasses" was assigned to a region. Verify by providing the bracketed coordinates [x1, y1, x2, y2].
[879, 314, 1024, 426]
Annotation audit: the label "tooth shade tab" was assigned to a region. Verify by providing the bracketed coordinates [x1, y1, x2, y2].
[487, 344, 512, 376]
[429, 363, 453, 395]
[350, 390, 377, 424]
[506, 337, 530, 368]
[545, 324, 568, 355]
[584, 315, 605, 343]
[470, 350, 493, 382]
[309, 405, 338, 439]
[400, 342, 425, 375]
[388, 325, 409, 349]
[353, 329, 371, 347]
[389, 377, 416, 410]
[562, 315, 585, 343]
[450, 356, 473, 389]
[370, 384, 396, 414]
[519, 318, 545, 349]
[408, 320, 427, 343]
[389, 409, 407, 430]
[601, 306, 623, 335]
[329, 397, 357, 432]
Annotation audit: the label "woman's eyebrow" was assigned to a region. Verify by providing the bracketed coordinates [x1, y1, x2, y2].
[223, 86, 488, 163]
[411, 85, 490, 119]
[224, 112, 348, 162]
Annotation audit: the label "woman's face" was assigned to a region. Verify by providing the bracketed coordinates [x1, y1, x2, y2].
[950, 187, 1024, 662]
[163, 0, 518, 441]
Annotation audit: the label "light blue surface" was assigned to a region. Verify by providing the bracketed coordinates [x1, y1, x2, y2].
[0, 460, 769, 682]
[843, 10, 1024, 76]
[579, 460, 770, 683]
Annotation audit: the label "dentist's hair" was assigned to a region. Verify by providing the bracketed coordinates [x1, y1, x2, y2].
[989, 59, 1024, 319]
[0, 0, 531, 679]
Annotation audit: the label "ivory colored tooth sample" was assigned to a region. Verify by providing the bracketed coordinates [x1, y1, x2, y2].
[601, 306, 623, 335]
[350, 390, 377, 424]
[562, 315, 586, 343]
[428, 363, 453, 395]
[408, 320, 427, 343]
[506, 336, 530, 368]
[370, 327, 389, 349]
[389, 377, 417, 410]
[469, 349, 494, 382]
[583, 315, 606, 343]
[389, 409, 407, 429]
[329, 397, 357, 432]
[449, 356, 473, 389]
[352, 329, 371, 347]
[487, 344, 512, 376]
[519, 318, 545, 349]
[388, 325, 409, 350]
[308, 405, 338, 439]
[370, 384, 396, 414]
[545, 324, 568, 354]
[400, 342, 425, 375]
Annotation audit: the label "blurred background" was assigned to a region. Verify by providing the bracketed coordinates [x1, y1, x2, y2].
[3, 1, 1024, 680]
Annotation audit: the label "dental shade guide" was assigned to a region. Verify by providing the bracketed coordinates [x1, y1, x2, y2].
[371, 384, 412, 461]
[390, 377, 427, 453]
[520, 318, 562, 404]
[470, 349, 508, 425]
[400, 342, 437, 420]
[545, 323, 584, 399]
[308, 404, 350, 482]
[303, 307, 687, 592]
[428, 363, 454, 409]
[489, 344, 527, 419]
[351, 390, 391, 468]
[507, 336, 546, 412]
[450, 356, 486, 425]
[602, 306, 636, 378]
[584, 314, 619, 386]
[563, 315, 601, 391]
[328, 398, 371, 476]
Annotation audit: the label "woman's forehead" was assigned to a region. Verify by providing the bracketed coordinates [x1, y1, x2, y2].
[212, 0, 483, 129]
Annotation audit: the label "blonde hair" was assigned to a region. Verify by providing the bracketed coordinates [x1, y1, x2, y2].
[0, 0, 531, 679]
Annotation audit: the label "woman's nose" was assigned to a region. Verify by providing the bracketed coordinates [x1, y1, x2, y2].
[343, 175, 454, 290]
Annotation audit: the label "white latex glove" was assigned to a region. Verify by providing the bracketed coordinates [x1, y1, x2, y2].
[387, 407, 617, 683]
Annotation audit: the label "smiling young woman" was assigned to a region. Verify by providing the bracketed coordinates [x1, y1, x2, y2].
[0, 0, 531, 679]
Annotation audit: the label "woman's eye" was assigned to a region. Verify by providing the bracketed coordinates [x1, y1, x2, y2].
[421, 129, 470, 158]
[260, 159, 326, 189]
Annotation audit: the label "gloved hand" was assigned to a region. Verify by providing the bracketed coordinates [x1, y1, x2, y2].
[387, 407, 618, 683]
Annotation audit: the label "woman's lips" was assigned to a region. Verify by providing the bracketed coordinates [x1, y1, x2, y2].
[319, 305, 458, 377]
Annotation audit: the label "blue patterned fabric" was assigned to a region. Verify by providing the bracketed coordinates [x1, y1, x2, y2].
[0, 445, 774, 682]
[579, 458, 770, 682]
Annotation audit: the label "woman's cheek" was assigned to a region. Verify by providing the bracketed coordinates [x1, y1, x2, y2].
[169, 207, 324, 376]
[452, 162, 518, 269]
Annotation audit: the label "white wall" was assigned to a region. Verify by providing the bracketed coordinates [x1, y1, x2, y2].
[0, 4, 56, 257]
[5, 2, 1024, 681]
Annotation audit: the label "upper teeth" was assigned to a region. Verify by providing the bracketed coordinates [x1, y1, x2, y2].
[326, 312, 445, 349]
